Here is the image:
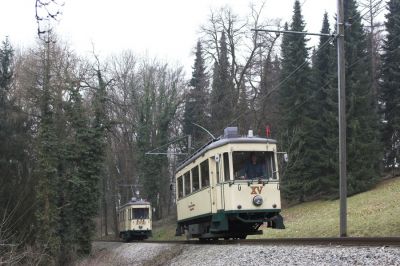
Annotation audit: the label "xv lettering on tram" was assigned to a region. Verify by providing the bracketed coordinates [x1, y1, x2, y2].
[250, 186, 263, 195]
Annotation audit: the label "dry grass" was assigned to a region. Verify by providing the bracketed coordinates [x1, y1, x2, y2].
[151, 215, 185, 241]
[254, 176, 400, 238]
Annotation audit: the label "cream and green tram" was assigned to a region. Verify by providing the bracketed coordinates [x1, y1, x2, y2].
[118, 199, 152, 241]
[175, 127, 285, 240]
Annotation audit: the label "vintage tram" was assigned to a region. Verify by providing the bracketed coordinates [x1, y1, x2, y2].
[118, 198, 152, 241]
[175, 127, 285, 240]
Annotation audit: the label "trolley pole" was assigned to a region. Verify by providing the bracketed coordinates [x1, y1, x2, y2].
[337, 0, 347, 237]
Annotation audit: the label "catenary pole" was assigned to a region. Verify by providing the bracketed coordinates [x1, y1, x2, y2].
[337, 0, 347, 237]
[238, 2, 349, 236]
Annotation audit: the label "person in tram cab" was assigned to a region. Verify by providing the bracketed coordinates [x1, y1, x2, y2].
[244, 152, 266, 179]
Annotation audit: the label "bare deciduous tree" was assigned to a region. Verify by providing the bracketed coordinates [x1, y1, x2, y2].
[35, 0, 64, 42]
[200, 2, 282, 132]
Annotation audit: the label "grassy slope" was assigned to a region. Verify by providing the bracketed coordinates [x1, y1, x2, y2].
[152, 214, 185, 240]
[152, 177, 400, 240]
[254, 176, 400, 238]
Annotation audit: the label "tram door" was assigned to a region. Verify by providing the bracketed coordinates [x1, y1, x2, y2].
[210, 155, 219, 213]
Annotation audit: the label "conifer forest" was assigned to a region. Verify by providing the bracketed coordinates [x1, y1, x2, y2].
[1, 0, 400, 264]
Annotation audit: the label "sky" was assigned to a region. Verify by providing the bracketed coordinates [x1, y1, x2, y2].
[1, 0, 338, 74]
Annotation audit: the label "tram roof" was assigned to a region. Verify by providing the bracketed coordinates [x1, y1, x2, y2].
[119, 199, 151, 209]
[176, 136, 277, 172]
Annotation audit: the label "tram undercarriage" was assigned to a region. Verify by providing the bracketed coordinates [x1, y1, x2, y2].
[176, 211, 285, 240]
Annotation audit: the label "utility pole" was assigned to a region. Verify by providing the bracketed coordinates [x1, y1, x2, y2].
[337, 0, 347, 237]
[252, 0, 348, 236]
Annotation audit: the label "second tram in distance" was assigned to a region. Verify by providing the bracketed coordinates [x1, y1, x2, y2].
[118, 198, 152, 241]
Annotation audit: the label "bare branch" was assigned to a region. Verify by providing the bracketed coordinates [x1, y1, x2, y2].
[35, 0, 64, 42]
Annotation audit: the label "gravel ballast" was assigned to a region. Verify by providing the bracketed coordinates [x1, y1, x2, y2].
[169, 245, 400, 266]
[81, 242, 400, 265]
[76, 242, 180, 265]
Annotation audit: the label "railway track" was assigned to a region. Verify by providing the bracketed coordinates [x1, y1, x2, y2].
[95, 237, 400, 247]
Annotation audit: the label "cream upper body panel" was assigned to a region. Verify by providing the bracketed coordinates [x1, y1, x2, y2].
[177, 187, 211, 221]
[222, 181, 281, 211]
[127, 219, 152, 231]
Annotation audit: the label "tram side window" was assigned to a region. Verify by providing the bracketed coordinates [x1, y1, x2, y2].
[184, 171, 191, 195]
[200, 159, 210, 188]
[177, 176, 183, 198]
[192, 166, 200, 192]
[223, 152, 230, 181]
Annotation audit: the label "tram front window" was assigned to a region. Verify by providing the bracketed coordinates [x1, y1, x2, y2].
[133, 208, 149, 219]
[233, 151, 276, 180]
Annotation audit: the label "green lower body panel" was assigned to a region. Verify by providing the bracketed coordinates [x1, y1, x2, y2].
[120, 230, 152, 241]
[210, 211, 229, 232]
[176, 210, 285, 239]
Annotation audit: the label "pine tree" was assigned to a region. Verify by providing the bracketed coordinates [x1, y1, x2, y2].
[279, 1, 311, 126]
[183, 41, 209, 145]
[210, 31, 235, 135]
[59, 73, 98, 257]
[0, 38, 16, 200]
[35, 40, 61, 257]
[309, 13, 339, 197]
[59, 84, 81, 263]
[381, 0, 400, 172]
[0, 38, 13, 95]
[31, 37, 105, 260]
[344, 0, 381, 194]
[73, 68, 107, 255]
[279, 0, 312, 201]
[0, 37, 33, 241]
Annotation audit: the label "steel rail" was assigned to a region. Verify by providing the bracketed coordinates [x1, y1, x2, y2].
[94, 237, 400, 247]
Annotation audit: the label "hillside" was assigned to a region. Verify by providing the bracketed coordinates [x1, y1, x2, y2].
[152, 176, 400, 240]
[255, 176, 400, 238]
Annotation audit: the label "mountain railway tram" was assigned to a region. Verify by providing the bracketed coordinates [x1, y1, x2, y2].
[118, 198, 152, 241]
[175, 127, 285, 240]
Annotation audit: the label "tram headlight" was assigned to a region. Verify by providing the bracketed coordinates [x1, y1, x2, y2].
[252, 195, 263, 206]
